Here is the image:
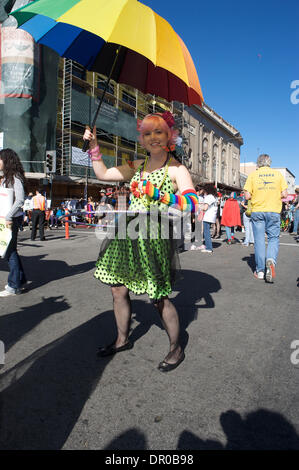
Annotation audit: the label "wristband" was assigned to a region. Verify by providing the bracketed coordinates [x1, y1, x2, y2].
[88, 145, 102, 161]
[90, 153, 102, 161]
[88, 145, 100, 156]
[140, 180, 199, 212]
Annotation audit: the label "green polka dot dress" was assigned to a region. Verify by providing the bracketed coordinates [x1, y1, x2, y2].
[94, 158, 179, 301]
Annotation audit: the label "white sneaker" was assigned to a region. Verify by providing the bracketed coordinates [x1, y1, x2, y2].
[201, 249, 213, 253]
[198, 244, 206, 250]
[5, 283, 28, 292]
[0, 288, 17, 297]
[254, 271, 264, 280]
[190, 244, 197, 250]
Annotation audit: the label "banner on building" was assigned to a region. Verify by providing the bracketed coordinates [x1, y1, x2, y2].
[0, 25, 40, 100]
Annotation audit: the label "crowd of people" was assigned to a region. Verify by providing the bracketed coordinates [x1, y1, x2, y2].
[189, 185, 298, 253]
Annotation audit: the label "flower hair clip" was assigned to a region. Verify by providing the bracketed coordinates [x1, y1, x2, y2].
[162, 144, 176, 153]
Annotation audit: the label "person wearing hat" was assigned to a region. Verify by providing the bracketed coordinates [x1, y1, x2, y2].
[244, 154, 288, 282]
[100, 189, 107, 204]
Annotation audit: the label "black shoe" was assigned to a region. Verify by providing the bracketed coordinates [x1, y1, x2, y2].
[158, 351, 185, 373]
[40, 238, 46, 241]
[97, 340, 133, 357]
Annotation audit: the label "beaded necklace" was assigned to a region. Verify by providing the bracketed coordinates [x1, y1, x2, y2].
[131, 154, 172, 208]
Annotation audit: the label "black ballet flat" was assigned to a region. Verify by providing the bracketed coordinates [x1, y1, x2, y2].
[97, 340, 133, 357]
[158, 352, 185, 373]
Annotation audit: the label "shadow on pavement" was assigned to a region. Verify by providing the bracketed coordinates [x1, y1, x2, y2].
[104, 429, 147, 450]
[242, 254, 255, 273]
[129, 269, 221, 352]
[0, 310, 115, 450]
[177, 409, 299, 450]
[0, 296, 70, 353]
[18, 254, 95, 290]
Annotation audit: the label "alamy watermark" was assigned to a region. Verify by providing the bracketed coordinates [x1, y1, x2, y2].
[290, 80, 299, 104]
[94, 202, 203, 245]
[0, 340, 5, 368]
[290, 340, 299, 365]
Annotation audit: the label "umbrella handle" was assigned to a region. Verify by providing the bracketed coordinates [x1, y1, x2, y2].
[82, 46, 123, 153]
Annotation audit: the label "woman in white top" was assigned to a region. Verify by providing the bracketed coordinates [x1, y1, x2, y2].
[0, 149, 27, 296]
[200, 183, 218, 253]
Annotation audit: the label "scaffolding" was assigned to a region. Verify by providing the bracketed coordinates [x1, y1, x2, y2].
[57, 58, 72, 176]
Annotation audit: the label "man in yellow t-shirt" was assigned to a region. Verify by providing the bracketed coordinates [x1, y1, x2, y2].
[244, 154, 288, 283]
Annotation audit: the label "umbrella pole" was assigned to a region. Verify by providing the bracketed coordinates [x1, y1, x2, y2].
[82, 46, 122, 152]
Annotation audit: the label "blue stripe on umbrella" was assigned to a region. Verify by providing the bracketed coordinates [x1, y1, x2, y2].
[20, 14, 57, 41]
[57, 29, 106, 69]
[20, 16, 106, 70]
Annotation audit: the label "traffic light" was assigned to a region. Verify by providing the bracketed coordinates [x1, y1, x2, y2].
[45, 150, 56, 173]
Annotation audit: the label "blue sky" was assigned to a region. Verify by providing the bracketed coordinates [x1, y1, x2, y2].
[144, 0, 299, 183]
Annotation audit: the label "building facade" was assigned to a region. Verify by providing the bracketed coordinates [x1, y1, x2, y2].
[181, 103, 243, 190]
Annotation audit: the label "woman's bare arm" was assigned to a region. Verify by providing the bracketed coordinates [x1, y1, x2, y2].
[83, 126, 142, 182]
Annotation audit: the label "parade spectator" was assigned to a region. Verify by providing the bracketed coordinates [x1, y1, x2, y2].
[49, 208, 58, 228]
[221, 192, 242, 244]
[244, 154, 288, 282]
[211, 192, 222, 239]
[85, 196, 95, 227]
[99, 189, 107, 204]
[68, 196, 78, 211]
[31, 188, 47, 241]
[200, 183, 218, 253]
[114, 182, 129, 212]
[190, 185, 205, 250]
[76, 197, 86, 210]
[291, 191, 299, 235]
[240, 196, 254, 246]
[0, 149, 27, 296]
[56, 205, 66, 226]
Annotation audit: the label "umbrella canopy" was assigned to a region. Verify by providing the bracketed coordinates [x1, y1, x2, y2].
[11, 0, 204, 106]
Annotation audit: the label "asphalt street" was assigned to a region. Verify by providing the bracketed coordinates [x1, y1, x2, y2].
[0, 227, 298, 450]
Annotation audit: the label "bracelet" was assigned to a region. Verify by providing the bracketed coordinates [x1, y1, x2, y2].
[90, 153, 102, 161]
[88, 145, 102, 161]
[88, 145, 100, 156]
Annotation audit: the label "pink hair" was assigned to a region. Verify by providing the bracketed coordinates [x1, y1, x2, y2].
[137, 114, 179, 148]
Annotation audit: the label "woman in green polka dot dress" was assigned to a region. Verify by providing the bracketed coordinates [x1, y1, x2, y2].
[83, 112, 198, 372]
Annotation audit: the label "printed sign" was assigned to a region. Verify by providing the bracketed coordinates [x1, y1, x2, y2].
[0, 187, 13, 257]
[0, 217, 12, 258]
[0, 187, 13, 217]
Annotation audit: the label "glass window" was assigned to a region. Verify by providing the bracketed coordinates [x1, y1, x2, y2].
[202, 138, 208, 153]
[122, 91, 136, 107]
[120, 136, 136, 149]
[97, 78, 114, 95]
[221, 162, 226, 182]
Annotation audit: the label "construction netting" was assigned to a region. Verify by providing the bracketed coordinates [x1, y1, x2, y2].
[0, 0, 59, 173]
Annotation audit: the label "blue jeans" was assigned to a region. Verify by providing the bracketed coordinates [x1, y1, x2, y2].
[243, 213, 254, 244]
[4, 216, 27, 291]
[251, 212, 281, 273]
[294, 210, 299, 234]
[203, 221, 213, 251]
[225, 226, 235, 240]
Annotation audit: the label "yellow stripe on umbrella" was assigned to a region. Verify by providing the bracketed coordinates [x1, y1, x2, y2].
[11, 0, 204, 106]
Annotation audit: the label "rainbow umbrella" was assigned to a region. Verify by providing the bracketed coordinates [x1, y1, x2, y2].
[11, 0, 204, 107]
